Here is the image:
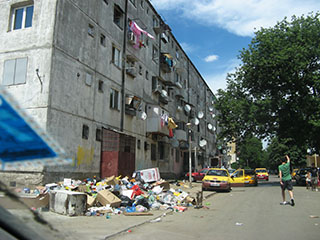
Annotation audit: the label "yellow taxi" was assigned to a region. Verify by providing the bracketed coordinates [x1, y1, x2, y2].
[230, 169, 258, 186]
[255, 168, 269, 181]
[291, 168, 299, 178]
[202, 168, 231, 192]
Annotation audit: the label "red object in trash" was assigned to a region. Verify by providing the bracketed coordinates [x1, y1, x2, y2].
[131, 185, 143, 198]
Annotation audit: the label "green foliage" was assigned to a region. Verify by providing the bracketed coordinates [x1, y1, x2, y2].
[237, 136, 266, 169]
[216, 13, 320, 154]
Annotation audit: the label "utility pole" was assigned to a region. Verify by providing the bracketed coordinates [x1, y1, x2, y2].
[120, 0, 128, 132]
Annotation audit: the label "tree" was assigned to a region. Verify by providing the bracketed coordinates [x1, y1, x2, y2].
[237, 135, 266, 169]
[266, 137, 307, 170]
[216, 13, 320, 154]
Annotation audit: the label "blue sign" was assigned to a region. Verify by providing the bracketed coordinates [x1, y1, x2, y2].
[0, 92, 57, 163]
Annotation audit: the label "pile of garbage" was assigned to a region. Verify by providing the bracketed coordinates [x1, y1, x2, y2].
[10, 168, 196, 217]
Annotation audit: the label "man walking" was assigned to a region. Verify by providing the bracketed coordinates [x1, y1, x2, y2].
[279, 155, 295, 206]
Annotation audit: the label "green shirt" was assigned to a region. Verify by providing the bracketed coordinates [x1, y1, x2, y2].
[278, 161, 291, 181]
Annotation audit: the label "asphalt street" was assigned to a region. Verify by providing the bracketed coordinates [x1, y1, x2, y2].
[109, 175, 320, 240]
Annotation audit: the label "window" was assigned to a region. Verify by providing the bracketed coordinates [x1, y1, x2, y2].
[151, 144, 156, 161]
[96, 129, 102, 141]
[140, 0, 144, 8]
[2, 58, 28, 85]
[82, 125, 89, 140]
[11, 4, 34, 30]
[152, 45, 158, 62]
[110, 89, 119, 110]
[137, 139, 141, 149]
[176, 48, 180, 59]
[158, 142, 165, 160]
[112, 46, 121, 68]
[153, 16, 159, 28]
[85, 72, 92, 86]
[145, 70, 149, 80]
[88, 24, 94, 37]
[139, 65, 142, 75]
[98, 80, 104, 92]
[100, 33, 106, 46]
[103, 0, 108, 5]
[113, 4, 124, 29]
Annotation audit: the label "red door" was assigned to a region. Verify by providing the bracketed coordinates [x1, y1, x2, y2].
[100, 129, 135, 178]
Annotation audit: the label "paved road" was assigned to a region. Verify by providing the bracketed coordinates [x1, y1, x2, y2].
[109, 175, 320, 240]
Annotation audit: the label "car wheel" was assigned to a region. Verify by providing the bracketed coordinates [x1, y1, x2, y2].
[191, 177, 195, 182]
[202, 187, 207, 191]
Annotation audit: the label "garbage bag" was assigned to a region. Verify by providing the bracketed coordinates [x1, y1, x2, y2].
[135, 197, 150, 209]
[120, 195, 134, 207]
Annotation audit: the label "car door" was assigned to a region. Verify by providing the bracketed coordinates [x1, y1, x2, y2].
[230, 169, 245, 186]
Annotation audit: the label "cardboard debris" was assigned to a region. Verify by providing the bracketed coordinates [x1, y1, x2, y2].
[105, 176, 119, 186]
[87, 195, 96, 207]
[96, 190, 121, 208]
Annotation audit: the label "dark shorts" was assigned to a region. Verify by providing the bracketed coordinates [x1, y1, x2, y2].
[281, 180, 293, 191]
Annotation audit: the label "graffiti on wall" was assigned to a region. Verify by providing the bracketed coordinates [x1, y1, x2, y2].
[72, 146, 94, 166]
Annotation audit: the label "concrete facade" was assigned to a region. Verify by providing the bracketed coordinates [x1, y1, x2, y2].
[0, 0, 219, 185]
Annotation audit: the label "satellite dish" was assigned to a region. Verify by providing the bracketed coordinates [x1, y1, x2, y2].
[212, 113, 216, 118]
[161, 90, 168, 97]
[207, 123, 213, 130]
[140, 111, 147, 120]
[208, 106, 214, 112]
[193, 118, 200, 125]
[198, 111, 204, 119]
[213, 126, 216, 131]
[184, 104, 191, 113]
[177, 106, 183, 112]
[199, 139, 207, 147]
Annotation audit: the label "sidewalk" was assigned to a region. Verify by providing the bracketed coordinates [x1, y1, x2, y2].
[39, 182, 216, 240]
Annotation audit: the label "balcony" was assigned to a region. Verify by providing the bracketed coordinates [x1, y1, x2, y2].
[175, 88, 187, 100]
[160, 53, 173, 73]
[126, 68, 137, 78]
[146, 105, 170, 136]
[175, 129, 187, 141]
[125, 95, 141, 116]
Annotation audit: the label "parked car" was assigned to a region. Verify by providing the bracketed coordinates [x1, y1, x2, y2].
[202, 168, 231, 192]
[293, 168, 311, 186]
[230, 169, 258, 187]
[291, 168, 299, 178]
[255, 168, 269, 181]
[185, 168, 210, 182]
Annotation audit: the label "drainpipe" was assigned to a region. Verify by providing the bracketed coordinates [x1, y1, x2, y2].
[120, 0, 128, 132]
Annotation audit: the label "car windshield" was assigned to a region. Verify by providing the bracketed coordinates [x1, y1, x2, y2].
[256, 169, 267, 173]
[200, 169, 209, 173]
[245, 170, 255, 175]
[207, 169, 228, 177]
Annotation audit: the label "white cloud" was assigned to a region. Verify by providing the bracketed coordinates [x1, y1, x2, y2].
[151, 0, 320, 36]
[205, 55, 219, 62]
[204, 58, 241, 94]
[179, 42, 195, 54]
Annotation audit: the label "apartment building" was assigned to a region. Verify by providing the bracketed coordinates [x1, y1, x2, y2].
[0, 0, 219, 184]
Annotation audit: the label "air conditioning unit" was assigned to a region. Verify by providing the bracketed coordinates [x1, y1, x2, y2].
[128, 32, 136, 45]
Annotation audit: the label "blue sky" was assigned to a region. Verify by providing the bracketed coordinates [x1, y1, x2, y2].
[150, 0, 320, 94]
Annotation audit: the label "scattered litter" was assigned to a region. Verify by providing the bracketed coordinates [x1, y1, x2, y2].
[150, 217, 162, 223]
[315, 223, 318, 226]
[235, 222, 243, 226]
[7, 167, 204, 218]
[310, 215, 319, 218]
